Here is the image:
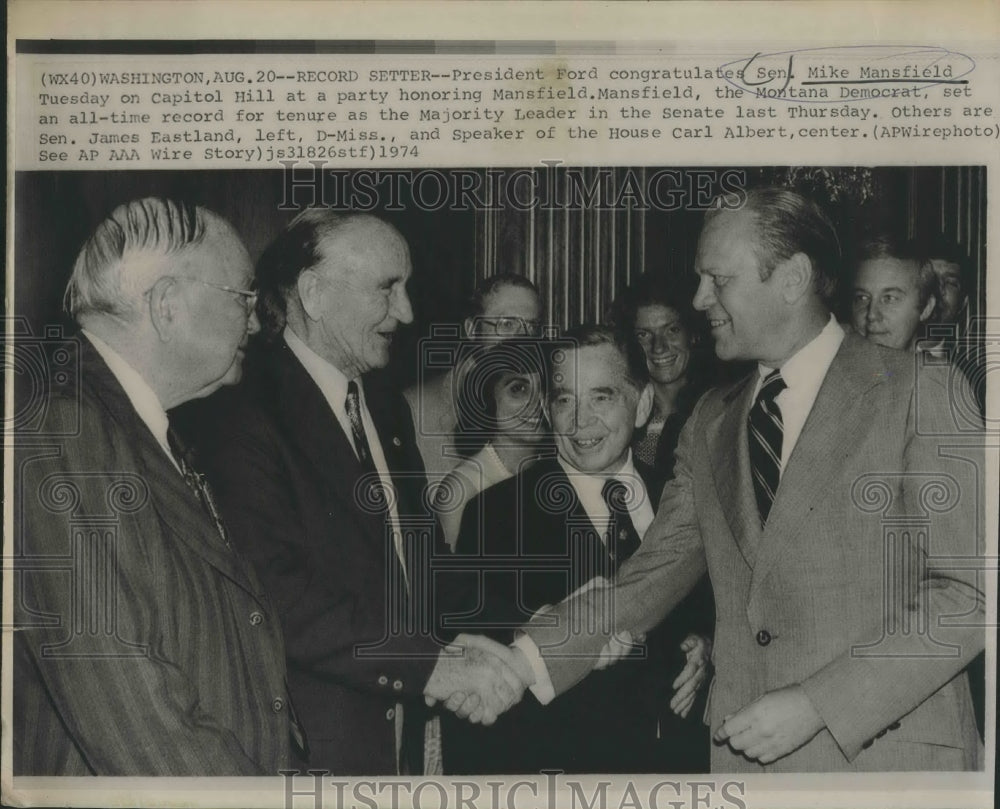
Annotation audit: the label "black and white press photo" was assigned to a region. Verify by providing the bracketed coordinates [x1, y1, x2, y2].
[8, 165, 989, 785]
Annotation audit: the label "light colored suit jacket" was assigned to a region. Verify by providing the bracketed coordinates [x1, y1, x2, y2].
[527, 333, 985, 772]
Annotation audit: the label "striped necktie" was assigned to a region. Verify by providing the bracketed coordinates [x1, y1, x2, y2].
[748, 369, 786, 527]
[167, 427, 231, 548]
[345, 380, 386, 511]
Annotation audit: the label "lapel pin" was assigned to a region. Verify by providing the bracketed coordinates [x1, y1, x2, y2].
[392, 437, 402, 447]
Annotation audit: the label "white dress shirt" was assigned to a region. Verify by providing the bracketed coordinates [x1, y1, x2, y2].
[284, 326, 407, 582]
[523, 317, 846, 704]
[285, 325, 411, 764]
[83, 330, 178, 471]
[556, 451, 655, 543]
[516, 450, 656, 702]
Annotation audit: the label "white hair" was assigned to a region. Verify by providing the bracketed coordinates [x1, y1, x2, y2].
[63, 197, 211, 322]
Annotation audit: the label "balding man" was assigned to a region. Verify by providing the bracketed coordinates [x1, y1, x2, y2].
[14, 198, 292, 774]
[197, 210, 529, 776]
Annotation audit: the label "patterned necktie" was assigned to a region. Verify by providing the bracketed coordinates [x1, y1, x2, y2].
[748, 369, 787, 527]
[345, 380, 386, 510]
[166, 427, 230, 548]
[601, 478, 641, 570]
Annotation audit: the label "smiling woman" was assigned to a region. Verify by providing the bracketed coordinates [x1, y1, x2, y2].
[610, 272, 710, 479]
[433, 339, 552, 550]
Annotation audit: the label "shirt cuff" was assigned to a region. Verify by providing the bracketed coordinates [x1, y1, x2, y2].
[511, 633, 555, 705]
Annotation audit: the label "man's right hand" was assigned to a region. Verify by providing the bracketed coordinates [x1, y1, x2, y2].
[423, 634, 529, 725]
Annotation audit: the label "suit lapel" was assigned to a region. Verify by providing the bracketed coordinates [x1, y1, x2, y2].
[748, 335, 890, 602]
[81, 341, 261, 600]
[532, 460, 614, 575]
[365, 374, 424, 516]
[707, 373, 763, 567]
[266, 341, 390, 548]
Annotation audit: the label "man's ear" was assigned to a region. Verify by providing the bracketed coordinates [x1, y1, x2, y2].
[919, 294, 937, 323]
[297, 270, 325, 321]
[634, 382, 654, 430]
[777, 252, 814, 304]
[147, 276, 179, 342]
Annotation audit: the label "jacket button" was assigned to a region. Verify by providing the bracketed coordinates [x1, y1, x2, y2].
[249, 611, 264, 626]
[392, 679, 403, 691]
[862, 739, 873, 750]
[385, 708, 395, 720]
[272, 698, 285, 713]
[888, 722, 900, 731]
[377, 675, 388, 686]
[755, 629, 772, 646]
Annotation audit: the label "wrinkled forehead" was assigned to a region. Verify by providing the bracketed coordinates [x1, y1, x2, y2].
[315, 219, 411, 282]
[855, 256, 921, 290]
[188, 216, 253, 284]
[550, 344, 630, 391]
[481, 284, 541, 318]
[634, 303, 683, 329]
[695, 208, 761, 271]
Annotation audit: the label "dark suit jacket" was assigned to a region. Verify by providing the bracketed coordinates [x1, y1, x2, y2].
[527, 333, 985, 772]
[13, 337, 289, 775]
[194, 338, 443, 775]
[444, 458, 712, 774]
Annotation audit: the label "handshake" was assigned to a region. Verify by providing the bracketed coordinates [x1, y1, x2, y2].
[423, 630, 713, 726]
[423, 634, 534, 725]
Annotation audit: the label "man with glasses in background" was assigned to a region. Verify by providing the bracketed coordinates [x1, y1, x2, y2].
[14, 197, 295, 775]
[404, 273, 545, 479]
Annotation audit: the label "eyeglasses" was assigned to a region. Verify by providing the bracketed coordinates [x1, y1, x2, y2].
[475, 316, 541, 336]
[151, 276, 258, 315]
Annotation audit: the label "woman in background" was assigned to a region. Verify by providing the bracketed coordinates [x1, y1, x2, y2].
[433, 339, 551, 550]
[610, 273, 716, 773]
[612, 273, 711, 481]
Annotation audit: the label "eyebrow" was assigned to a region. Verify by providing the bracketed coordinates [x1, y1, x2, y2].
[854, 285, 907, 293]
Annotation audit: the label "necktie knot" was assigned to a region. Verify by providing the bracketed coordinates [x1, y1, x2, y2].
[756, 369, 786, 405]
[167, 426, 193, 469]
[600, 477, 641, 568]
[601, 478, 632, 514]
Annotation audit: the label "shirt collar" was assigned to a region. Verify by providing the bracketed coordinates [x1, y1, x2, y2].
[758, 314, 845, 391]
[82, 329, 171, 453]
[556, 450, 643, 510]
[284, 324, 354, 408]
